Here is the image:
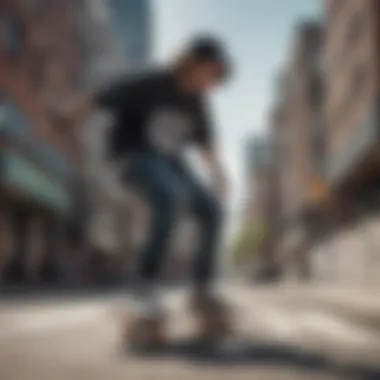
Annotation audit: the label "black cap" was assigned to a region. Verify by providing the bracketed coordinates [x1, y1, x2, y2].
[187, 36, 232, 82]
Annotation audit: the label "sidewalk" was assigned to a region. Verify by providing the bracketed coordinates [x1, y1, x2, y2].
[228, 283, 380, 328]
[2, 282, 380, 324]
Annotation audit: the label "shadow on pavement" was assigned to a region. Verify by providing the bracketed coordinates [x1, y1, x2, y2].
[0, 285, 127, 303]
[122, 338, 380, 380]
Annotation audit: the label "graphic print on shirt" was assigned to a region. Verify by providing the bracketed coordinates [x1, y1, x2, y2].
[146, 107, 192, 154]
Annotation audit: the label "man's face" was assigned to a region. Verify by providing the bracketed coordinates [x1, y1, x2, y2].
[189, 60, 222, 92]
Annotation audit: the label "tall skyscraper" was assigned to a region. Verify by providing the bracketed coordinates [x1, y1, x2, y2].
[81, 0, 152, 260]
[82, 0, 128, 254]
[107, 0, 151, 69]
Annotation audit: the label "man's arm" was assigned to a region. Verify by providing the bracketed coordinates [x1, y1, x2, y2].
[198, 145, 228, 199]
[94, 77, 135, 109]
[199, 146, 223, 176]
[65, 76, 141, 124]
[194, 97, 228, 199]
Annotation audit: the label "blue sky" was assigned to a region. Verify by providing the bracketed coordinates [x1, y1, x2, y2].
[153, 0, 321, 231]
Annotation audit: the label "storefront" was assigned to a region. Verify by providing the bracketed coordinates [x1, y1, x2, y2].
[0, 98, 76, 284]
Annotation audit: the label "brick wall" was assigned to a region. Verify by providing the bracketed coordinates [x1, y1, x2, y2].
[325, 0, 379, 174]
[0, 0, 86, 168]
[276, 22, 323, 223]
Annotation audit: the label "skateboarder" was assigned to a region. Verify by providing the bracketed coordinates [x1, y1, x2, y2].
[95, 36, 233, 341]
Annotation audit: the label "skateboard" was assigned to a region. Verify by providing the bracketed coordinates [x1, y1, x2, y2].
[122, 313, 166, 351]
[122, 305, 233, 352]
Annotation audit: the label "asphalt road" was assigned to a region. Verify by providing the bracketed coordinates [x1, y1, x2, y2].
[0, 285, 380, 380]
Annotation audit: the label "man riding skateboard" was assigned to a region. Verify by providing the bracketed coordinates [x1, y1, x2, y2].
[95, 35, 233, 345]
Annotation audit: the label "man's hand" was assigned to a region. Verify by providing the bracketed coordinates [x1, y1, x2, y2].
[70, 93, 93, 123]
[199, 147, 229, 200]
[211, 167, 229, 200]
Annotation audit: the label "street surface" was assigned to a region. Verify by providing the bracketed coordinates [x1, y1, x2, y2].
[1, 285, 380, 380]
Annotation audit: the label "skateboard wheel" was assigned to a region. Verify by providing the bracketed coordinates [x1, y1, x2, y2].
[195, 312, 231, 340]
[123, 316, 165, 350]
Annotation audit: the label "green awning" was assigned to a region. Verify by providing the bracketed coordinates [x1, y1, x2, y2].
[1, 151, 73, 215]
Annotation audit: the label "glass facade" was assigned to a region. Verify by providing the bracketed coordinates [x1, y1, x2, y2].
[246, 136, 272, 175]
[107, 0, 151, 67]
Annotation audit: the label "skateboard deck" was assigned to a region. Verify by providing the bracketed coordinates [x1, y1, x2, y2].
[122, 314, 166, 351]
[121, 310, 233, 354]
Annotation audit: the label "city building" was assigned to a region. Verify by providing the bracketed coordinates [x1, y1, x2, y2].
[0, 0, 88, 284]
[325, 0, 380, 214]
[108, 0, 151, 69]
[315, 0, 380, 285]
[265, 106, 285, 269]
[243, 135, 273, 223]
[274, 21, 324, 281]
[241, 134, 281, 278]
[83, 0, 127, 255]
[104, 0, 190, 282]
[82, 0, 151, 281]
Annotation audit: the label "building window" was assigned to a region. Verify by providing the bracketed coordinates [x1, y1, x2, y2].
[313, 135, 325, 175]
[329, 9, 367, 73]
[28, 50, 46, 88]
[344, 9, 367, 51]
[309, 77, 323, 107]
[334, 62, 369, 125]
[69, 59, 85, 90]
[308, 51, 322, 74]
[72, 71, 84, 90]
[0, 91, 5, 105]
[27, 0, 47, 14]
[1, 15, 25, 60]
[44, 90, 65, 126]
[349, 62, 368, 102]
[329, 0, 346, 22]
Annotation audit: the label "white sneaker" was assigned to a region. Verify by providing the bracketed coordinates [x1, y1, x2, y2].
[131, 288, 165, 319]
